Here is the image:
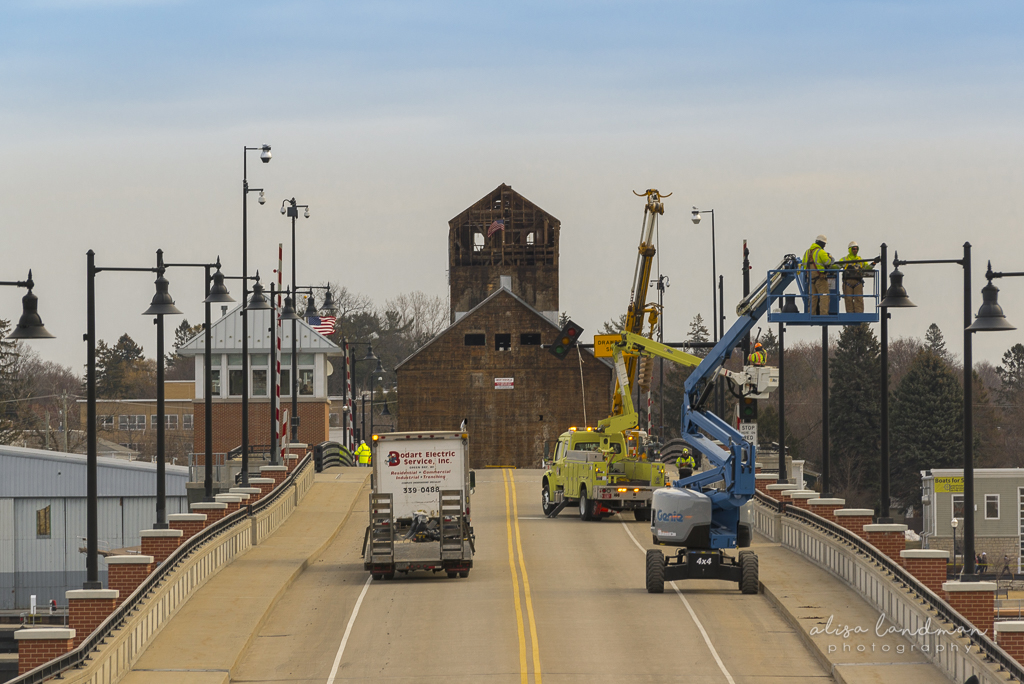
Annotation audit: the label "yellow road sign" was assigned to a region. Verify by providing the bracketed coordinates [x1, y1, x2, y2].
[593, 334, 619, 358]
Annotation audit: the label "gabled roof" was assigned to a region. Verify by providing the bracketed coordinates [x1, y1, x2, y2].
[177, 303, 341, 355]
[395, 284, 608, 370]
[448, 183, 560, 229]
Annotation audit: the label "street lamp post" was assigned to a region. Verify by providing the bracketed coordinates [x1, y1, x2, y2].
[351, 344, 380, 442]
[85, 249, 181, 588]
[692, 207, 724, 417]
[280, 198, 310, 444]
[163, 258, 235, 500]
[369, 359, 384, 439]
[241, 144, 271, 487]
[881, 242, 973, 573]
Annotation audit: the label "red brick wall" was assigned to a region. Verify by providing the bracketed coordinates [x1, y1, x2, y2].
[169, 519, 204, 540]
[141, 535, 181, 564]
[261, 469, 288, 487]
[192, 400, 329, 459]
[945, 588, 995, 638]
[865, 531, 906, 565]
[787, 496, 812, 510]
[251, 479, 275, 497]
[808, 504, 841, 522]
[69, 598, 116, 648]
[905, 557, 947, 595]
[996, 629, 1024, 665]
[108, 563, 154, 606]
[18, 637, 75, 675]
[835, 515, 873, 535]
[191, 505, 227, 525]
[755, 478, 777, 494]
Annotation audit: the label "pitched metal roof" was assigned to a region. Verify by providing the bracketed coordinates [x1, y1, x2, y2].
[177, 303, 342, 355]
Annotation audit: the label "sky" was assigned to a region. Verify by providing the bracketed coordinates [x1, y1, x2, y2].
[2, 0, 1023, 374]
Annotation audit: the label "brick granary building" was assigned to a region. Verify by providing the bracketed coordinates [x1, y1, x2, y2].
[396, 184, 612, 468]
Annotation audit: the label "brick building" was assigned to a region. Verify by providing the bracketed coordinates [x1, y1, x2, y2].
[396, 185, 612, 467]
[177, 305, 343, 458]
[77, 381, 196, 462]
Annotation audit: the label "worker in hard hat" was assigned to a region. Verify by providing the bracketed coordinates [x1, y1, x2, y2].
[676, 448, 696, 478]
[841, 241, 880, 314]
[802, 235, 835, 315]
[749, 342, 767, 366]
[355, 440, 372, 467]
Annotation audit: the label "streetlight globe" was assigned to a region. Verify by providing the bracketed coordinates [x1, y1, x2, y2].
[258, 190, 266, 206]
[280, 202, 287, 215]
[304, 207, 310, 219]
[691, 207, 701, 225]
[260, 145, 272, 163]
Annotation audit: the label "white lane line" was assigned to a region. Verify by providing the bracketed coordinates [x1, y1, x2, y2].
[326, 575, 373, 684]
[620, 521, 736, 684]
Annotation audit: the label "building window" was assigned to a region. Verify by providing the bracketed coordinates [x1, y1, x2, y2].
[952, 494, 965, 519]
[36, 505, 51, 538]
[473, 232, 485, 252]
[281, 369, 291, 396]
[465, 334, 485, 346]
[495, 333, 511, 351]
[229, 369, 244, 396]
[252, 369, 268, 397]
[98, 415, 113, 429]
[299, 369, 314, 396]
[183, 414, 193, 430]
[330, 412, 341, 427]
[526, 232, 535, 245]
[520, 333, 541, 345]
[986, 494, 999, 520]
[150, 415, 178, 430]
[211, 369, 221, 396]
[119, 415, 146, 431]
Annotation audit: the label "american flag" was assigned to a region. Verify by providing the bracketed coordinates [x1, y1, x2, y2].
[309, 315, 336, 336]
[487, 219, 505, 237]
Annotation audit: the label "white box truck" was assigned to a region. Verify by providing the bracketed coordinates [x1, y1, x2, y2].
[362, 430, 475, 579]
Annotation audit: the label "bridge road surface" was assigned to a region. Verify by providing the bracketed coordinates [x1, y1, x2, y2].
[230, 469, 828, 684]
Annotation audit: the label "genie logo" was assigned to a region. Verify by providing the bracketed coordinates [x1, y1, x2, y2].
[388, 451, 401, 466]
[656, 510, 685, 523]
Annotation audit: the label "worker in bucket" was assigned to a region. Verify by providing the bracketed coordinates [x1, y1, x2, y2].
[802, 235, 835, 315]
[748, 342, 767, 366]
[840, 241, 879, 314]
[676, 448, 695, 478]
[355, 440, 372, 467]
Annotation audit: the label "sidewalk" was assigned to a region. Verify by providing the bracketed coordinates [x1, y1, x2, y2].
[755, 538, 951, 684]
[118, 469, 369, 684]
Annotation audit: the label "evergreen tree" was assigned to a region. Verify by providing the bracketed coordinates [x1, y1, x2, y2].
[758, 328, 779, 358]
[997, 343, 1024, 404]
[890, 349, 963, 507]
[165, 319, 203, 381]
[924, 323, 947, 360]
[686, 313, 710, 358]
[0, 319, 23, 445]
[828, 324, 881, 499]
[94, 334, 154, 399]
[600, 313, 627, 335]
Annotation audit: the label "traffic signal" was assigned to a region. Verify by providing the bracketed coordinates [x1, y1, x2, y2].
[740, 397, 758, 421]
[549, 320, 584, 359]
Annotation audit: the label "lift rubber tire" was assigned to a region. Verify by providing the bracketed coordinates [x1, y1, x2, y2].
[739, 551, 759, 595]
[542, 481, 557, 516]
[459, 570, 469, 578]
[646, 549, 666, 593]
[634, 506, 652, 522]
[447, 571, 457, 578]
[579, 488, 594, 521]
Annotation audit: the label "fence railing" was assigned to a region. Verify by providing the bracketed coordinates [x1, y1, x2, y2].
[313, 441, 354, 472]
[11, 453, 314, 684]
[752, 491, 1024, 684]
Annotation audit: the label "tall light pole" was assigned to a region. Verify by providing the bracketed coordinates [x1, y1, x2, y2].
[692, 207, 721, 415]
[281, 198, 310, 443]
[241, 143, 271, 486]
[352, 343, 379, 442]
[369, 359, 384, 439]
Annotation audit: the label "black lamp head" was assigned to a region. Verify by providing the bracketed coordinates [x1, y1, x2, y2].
[8, 274, 54, 339]
[205, 265, 234, 304]
[381, 401, 391, 417]
[321, 289, 338, 316]
[244, 274, 272, 311]
[143, 273, 184, 316]
[879, 266, 916, 308]
[362, 344, 378, 362]
[279, 292, 300, 321]
[780, 294, 801, 314]
[303, 292, 318, 318]
[968, 279, 1016, 332]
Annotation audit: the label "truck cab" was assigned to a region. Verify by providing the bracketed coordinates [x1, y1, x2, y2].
[542, 428, 667, 521]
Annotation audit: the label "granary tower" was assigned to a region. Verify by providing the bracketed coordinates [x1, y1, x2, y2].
[448, 183, 560, 324]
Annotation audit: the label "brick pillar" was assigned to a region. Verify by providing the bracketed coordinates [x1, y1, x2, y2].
[168, 513, 208, 541]
[901, 549, 949, 595]
[215, 493, 245, 513]
[995, 621, 1024, 665]
[755, 474, 777, 495]
[864, 523, 908, 565]
[231, 486, 262, 502]
[808, 498, 845, 522]
[190, 501, 228, 525]
[66, 589, 118, 648]
[833, 509, 874, 536]
[15, 628, 76, 675]
[140, 529, 184, 565]
[786, 491, 818, 510]
[106, 555, 155, 606]
[765, 483, 799, 501]
[260, 465, 288, 488]
[943, 581, 996, 638]
[249, 477, 275, 498]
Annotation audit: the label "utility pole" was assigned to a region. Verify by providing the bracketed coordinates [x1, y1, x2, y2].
[61, 391, 69, 453]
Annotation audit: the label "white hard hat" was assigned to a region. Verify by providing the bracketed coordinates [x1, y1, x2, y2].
[816, 234, 827, 244]
[848, 241, 858, 249]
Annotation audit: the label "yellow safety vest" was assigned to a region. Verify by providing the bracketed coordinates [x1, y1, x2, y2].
[802, 244, 833, 280]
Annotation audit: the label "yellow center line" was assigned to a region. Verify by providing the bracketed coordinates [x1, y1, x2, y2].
[503, 469, 529, 684]
[509, 470, 543, 684]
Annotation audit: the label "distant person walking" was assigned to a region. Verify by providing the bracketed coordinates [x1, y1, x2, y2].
[803, 235, 834, 315]
[840, 241, 879, 314]
[355, 440, 372, 467]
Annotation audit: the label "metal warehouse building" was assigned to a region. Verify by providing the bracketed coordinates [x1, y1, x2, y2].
[0, 445, 188, 609]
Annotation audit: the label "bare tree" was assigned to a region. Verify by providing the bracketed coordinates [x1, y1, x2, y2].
[386, 291, 448, 348]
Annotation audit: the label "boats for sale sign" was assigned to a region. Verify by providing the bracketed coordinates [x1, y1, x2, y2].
[377, 437, 465, 518]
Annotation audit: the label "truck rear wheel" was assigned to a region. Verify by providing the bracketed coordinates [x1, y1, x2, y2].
[646, 549, 665, 593]
[447, 571, 457, 578]
[579, 488, 593, 521]
[459, 570, 469, 578]
[542, 481, 557, 516]
[739, 551, 759, 594]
